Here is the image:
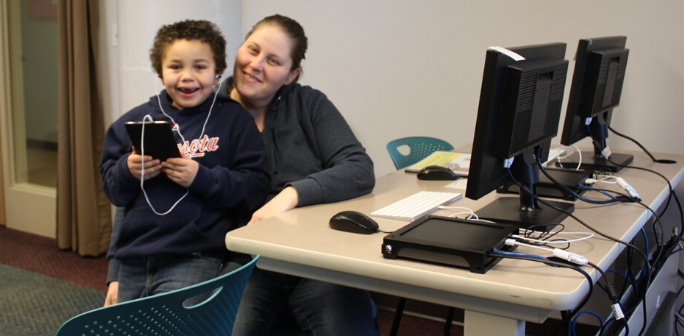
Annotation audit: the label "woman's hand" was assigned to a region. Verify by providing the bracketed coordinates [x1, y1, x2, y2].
[104, 281, 118, 307]
[248, 186, 299, 225]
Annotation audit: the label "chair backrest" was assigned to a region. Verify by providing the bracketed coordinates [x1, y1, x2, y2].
[386, 136, 454, 170]
[56, 255, 259, 336]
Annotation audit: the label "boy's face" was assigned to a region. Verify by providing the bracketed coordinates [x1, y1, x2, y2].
[160, 39, 220, 110]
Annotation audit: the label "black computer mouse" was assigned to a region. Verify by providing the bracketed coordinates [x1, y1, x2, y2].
[329, 211, 379, 234]
[417, 165, 458, 180]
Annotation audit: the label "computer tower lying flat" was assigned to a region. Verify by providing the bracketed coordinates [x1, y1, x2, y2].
[382, 216, 517, 274]
[497, 168, 592, 201]
[557, 152, 633, 173]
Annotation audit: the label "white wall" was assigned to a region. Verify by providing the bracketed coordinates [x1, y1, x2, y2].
[102, 1, 684, 177]
[241, 0, 684, 178]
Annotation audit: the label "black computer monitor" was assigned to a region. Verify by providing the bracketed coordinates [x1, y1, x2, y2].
[466, 43, 575, 227]
[559, 36, 632, 172]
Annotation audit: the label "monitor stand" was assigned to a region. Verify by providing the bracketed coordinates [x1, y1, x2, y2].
[483, 150, 576, 228]
[497, 168, 592, 201]
[475, 197, 574, 228]
[557, 152, 633, 173]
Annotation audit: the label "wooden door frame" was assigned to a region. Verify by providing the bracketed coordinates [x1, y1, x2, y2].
[0, 0, 56, 235]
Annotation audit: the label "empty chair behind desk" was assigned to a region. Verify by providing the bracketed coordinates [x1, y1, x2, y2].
[386, 136, 454, 170]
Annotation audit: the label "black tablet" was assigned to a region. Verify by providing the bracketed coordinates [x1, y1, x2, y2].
[125, 121, 181, 161]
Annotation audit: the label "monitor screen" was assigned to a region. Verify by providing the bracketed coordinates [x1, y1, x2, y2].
[559, 36, 632, 172]
[466, 43, 574, 227]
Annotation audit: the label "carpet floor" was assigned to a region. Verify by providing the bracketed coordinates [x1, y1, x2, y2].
[0, 264, 105, 336]
[0, 226, 465, 336]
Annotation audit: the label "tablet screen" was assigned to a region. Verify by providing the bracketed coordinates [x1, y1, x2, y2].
[125, 121, 181, 161]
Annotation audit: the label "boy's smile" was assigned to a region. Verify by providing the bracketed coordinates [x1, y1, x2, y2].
[160, 39, 220, 110]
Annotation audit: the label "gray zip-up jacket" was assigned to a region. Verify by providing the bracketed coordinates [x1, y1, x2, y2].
[242, 79, 375, 205]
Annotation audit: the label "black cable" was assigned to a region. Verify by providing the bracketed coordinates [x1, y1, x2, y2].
[622, 319, 631, 336]
[577, 184, 638, 202]
[607, 124, 677, 164]
[507, 168, 649, 265]
[522, 223, 565, 240]
[608, 158, 684, 282]
[637, 200, 665, 250]
[587, 261, 631, 336]
[581, 185, 666, 246]
[576, 184, 620, 201]
[591, 265, 632, 336]
[608, 161, 684, 242]
[588, 262, 617, 301]
[621, 242, 641, 317]
[520, 224, 572, 250]
[587, 261, 634, 336]
[488, 252, 595, 329]
[601, 161, 683, 336]
[538, 158, 633, 205]
[507, 167, 651, 335]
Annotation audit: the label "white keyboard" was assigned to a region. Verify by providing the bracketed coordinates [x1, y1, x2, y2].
[371, 191, 462, 221]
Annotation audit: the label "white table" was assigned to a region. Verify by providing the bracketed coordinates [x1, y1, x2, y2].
[226, 150, 684, 335]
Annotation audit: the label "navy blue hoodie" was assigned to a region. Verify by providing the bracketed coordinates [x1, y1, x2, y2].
[99, 90, 270, 259]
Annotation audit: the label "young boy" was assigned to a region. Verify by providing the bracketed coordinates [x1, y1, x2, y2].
[99, 20, 270, 303]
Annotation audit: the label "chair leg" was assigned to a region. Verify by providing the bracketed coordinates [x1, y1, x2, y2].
[389, 297, 407, 336]
[443, 307, 455, 336]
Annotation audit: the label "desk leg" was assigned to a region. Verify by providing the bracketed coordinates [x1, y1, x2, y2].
[464, 310, 525, 336]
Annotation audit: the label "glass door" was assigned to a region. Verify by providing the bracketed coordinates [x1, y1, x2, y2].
[0, 0, 58, 237]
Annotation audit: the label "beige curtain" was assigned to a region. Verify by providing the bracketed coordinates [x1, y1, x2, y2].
[56, 0, 111, 256]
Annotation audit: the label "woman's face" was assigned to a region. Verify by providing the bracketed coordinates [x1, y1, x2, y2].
[233, 25, 299, 107]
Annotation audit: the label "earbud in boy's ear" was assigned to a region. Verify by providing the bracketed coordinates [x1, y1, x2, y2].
[216, 75, 221, 79]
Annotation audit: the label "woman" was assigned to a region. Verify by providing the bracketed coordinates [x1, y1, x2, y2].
[220, 14, 378, 335]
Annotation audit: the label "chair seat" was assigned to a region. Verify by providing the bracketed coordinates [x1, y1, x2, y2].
[56, 256, 259, 336]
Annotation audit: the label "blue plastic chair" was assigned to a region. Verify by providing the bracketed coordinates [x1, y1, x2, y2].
[386, 136, 454, 170]
[386, 136, 455, 335]
[55, 256, 259, 336]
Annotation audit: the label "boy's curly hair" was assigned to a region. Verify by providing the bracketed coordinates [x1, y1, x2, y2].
[150, 20, 227, 76]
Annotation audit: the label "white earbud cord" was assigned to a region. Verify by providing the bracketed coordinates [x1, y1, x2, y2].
[139, 78, 224, 215]
[140, 115, 188, 216]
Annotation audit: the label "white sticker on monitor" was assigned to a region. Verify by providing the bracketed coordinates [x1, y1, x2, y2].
[488, 46, 526, 61]
[602, 146, 612, 159]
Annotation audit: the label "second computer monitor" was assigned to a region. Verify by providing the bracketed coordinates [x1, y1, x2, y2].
[559, 36, 632, 172]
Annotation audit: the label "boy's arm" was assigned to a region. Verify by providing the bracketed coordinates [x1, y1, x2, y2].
[99, 124, 144, 206]
[187, 118, 270, 211]
[105, 206, 124, 285]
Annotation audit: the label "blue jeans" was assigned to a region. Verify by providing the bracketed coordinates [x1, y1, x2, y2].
[229, 266, 379, 336]
[118, 253, 224, 306]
